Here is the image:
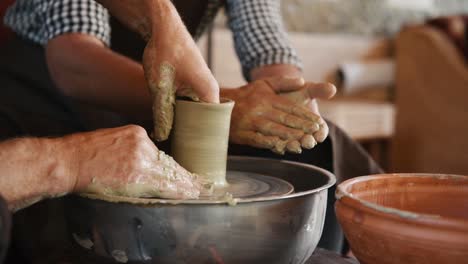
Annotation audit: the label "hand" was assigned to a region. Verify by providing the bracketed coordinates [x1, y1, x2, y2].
[222, 77, 335, 154]
[65, 125, 209, 199]
[142, 2, 219, 141]
[279, 78, 336, 143]
[97, 0, 220, 140]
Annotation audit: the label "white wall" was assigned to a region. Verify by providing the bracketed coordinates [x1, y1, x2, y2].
[198, 29, 390, 87]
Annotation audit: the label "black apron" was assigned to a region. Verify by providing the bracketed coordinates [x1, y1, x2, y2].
[0, 2, 382, 262]
[0, 197, 10, 264]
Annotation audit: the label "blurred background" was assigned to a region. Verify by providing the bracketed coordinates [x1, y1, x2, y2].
[197, 0, 468, 174]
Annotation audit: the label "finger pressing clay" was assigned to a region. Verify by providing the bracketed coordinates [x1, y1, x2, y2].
[150, 62, 176, 141]
[177, 86, 200, 102]
[83, 149, 212, 200]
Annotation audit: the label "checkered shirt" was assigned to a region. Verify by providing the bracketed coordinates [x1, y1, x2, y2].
[4, 0, 302, 79]
[226, 0, 302, 78]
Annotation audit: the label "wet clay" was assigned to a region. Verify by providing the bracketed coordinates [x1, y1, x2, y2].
[151, 63, 177, 141]
[82, 148, 210, 199]
[81, 171, 294, 205]
[199, 171, 294, 199]
[171, 99, 234, 187]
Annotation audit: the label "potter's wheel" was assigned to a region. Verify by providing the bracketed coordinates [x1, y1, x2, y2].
[203, 171, 294, 199]
[81, 170, 294, 205]
[23, 157, 336, 264]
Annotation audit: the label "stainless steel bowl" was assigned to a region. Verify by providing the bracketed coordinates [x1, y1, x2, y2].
[64, 156, 335, 264]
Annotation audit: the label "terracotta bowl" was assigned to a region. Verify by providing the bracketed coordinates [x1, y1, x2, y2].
[335, 174, 468, 264]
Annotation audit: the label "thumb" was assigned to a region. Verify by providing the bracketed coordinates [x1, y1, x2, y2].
[265, 76, 305, 93]
[279, 82, 336, 105]
[303, 82, 337, 99]
[177, 53, 220, 103]
[189, 76, 220, 103]
[148, 62, 177, 142]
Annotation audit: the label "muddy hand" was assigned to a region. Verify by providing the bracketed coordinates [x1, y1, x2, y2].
[279, 78, 336, 143]
[68, 125, 211, 199]
[223, 77, 335, 154]
[141, 2, 219, 142]
[96, 1, 219, 141]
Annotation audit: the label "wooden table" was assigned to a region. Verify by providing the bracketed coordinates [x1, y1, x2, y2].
[319, 99, 395, 170]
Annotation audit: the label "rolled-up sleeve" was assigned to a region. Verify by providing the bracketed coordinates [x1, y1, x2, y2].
[4, 0, 110, 46]
[226, 0, 302, 80]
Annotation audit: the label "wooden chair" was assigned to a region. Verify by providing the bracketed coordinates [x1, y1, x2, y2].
[392, 25, 468, 174]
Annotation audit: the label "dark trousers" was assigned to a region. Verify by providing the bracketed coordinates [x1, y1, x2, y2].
[0, 36, 382, 262]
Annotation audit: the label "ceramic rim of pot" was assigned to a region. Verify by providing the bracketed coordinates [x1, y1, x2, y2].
[176, 97, 234, 107]
[80, 157, 336, 205]
[336, 173, 468, 231]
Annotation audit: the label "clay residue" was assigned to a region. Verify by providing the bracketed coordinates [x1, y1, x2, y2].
[220, 192, 238, 206]
[84, 183, 164, 198]
[177, 87, 200, 102]
[199, 170, 228, 188]
[151, 62, 176, 142]
[80, 171, 294, 206]
[82, 149, 213, 200]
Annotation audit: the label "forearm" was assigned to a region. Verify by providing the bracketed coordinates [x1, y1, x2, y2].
[226, 0, 302, 80]
[97, 0, 180, 40]
[46, 34, 152, 120]
[0, 137, 74, 211]
[46, 0, 185, 121]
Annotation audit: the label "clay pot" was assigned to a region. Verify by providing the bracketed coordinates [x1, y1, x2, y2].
[171, 98, 234, 187]
[335, 174, 468, 264]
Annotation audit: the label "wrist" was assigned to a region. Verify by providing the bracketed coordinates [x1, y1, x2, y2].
[48, 136, 80, 195]
[148, 0, 181, 38]
[97, 0, 177, 41]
